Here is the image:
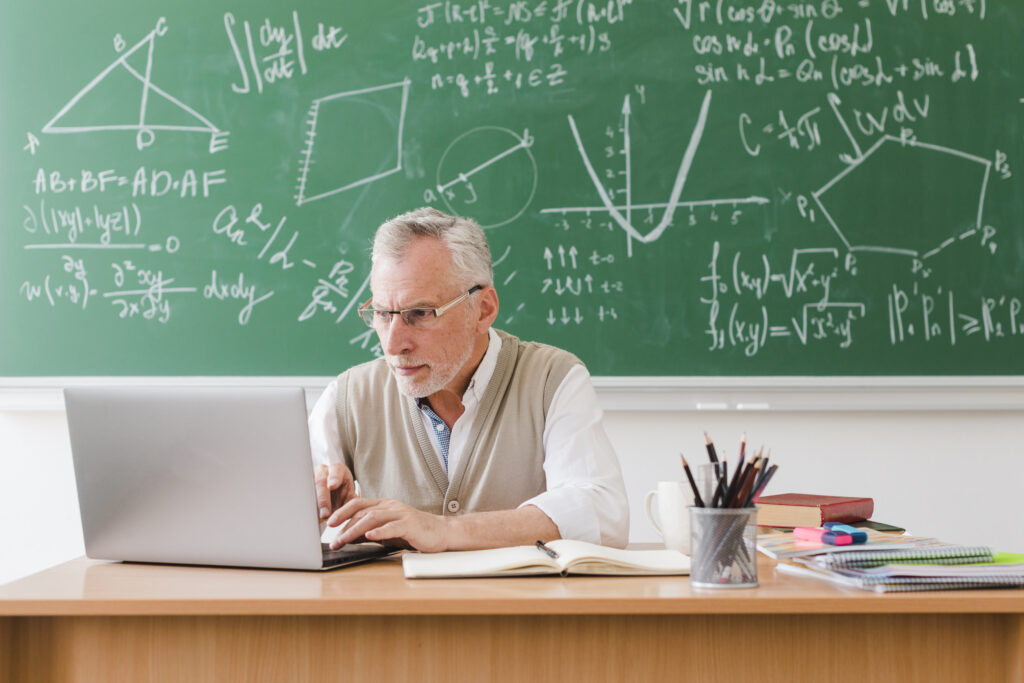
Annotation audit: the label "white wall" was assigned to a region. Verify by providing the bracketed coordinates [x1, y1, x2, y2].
[606, 409, 1022, 551]
[0, 410, 85, 586]
[2, 402, 1022, 586]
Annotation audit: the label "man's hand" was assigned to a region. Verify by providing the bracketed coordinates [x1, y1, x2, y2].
[326, 497, 449, 553]
[314, 462, 356, 521]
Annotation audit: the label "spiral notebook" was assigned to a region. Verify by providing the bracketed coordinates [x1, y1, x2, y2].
[812, 545, 994, 569]
[778, 544, 1024, 593]
[778, 562, 1024, 593]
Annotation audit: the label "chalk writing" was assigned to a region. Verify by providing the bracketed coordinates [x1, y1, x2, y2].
[5, 1, 1022, 377]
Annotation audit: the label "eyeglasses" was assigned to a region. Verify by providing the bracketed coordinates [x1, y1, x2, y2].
[357, 285, 483, 329]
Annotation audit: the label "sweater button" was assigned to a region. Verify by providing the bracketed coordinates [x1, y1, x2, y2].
[447, 500, 461, 513]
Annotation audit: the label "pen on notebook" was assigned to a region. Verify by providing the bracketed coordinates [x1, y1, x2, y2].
[680, 453, 705, 508]
[535, 540, 559, 559]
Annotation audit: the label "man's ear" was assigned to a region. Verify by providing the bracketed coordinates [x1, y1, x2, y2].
[476, 286, 499, 332]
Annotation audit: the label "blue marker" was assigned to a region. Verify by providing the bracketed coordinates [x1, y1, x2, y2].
[823, 522, 868, 544]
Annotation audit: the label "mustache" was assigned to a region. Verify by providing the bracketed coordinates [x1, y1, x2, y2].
[386, 354, 430, 369]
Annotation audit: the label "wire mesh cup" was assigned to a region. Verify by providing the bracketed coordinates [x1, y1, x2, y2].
[689, 506, 759, 588]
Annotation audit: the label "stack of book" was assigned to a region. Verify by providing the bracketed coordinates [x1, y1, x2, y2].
[759, 530, 1024, 592]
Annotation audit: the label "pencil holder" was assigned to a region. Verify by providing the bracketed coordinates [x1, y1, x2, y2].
[689, 507, 758, 588]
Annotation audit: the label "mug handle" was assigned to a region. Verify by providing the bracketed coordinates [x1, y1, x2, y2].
[644, 490, 663, 538]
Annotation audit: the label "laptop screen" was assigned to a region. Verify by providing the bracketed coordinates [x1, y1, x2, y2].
[65, 386, 333, 570]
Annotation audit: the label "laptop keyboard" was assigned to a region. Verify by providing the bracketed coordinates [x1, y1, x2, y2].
[320, 542, 394, 567]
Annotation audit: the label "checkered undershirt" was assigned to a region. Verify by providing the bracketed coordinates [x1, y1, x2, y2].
[419, 401, 451, 473]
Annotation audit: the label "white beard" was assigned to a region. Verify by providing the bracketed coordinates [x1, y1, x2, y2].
[387, 336, 475, 398]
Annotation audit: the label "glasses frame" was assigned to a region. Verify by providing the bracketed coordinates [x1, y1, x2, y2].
[357, 285, 484, 329]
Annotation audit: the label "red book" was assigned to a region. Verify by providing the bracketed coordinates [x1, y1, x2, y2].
[753, 493, 874, 528]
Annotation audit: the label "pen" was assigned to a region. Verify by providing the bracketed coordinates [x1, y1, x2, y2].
[535, 540, 559, 559]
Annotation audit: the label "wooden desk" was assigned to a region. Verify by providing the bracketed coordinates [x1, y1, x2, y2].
[1, 556, 1022, 683]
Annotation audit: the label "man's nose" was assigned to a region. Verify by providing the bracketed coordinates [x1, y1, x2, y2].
[379, 315, 414, 355]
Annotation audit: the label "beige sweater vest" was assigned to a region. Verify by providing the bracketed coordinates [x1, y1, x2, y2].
[333, 330, 581, 516]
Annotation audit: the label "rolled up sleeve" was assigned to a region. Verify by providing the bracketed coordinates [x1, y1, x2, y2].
[518, 365, 629, 548]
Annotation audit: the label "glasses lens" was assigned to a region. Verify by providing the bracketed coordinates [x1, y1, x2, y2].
[401, 309, 435, 327]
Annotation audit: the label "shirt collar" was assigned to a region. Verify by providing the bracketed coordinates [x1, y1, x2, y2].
[465, 327, 501, 404]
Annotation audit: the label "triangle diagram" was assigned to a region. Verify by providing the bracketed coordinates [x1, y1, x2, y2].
[44, 32, 217, 134]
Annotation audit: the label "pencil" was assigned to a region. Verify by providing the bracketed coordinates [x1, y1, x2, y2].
[704, 432, 719, 463]
[746, 463, 778, 506]
[724, 436, 747, 505]
[733, 457, 762, 508]
[711, 451, 729, 508]
[725, 458, 755, 508]
[751, 454, 775, 499]
[679, 453, 705, 508]
[705, 433, 726, 507]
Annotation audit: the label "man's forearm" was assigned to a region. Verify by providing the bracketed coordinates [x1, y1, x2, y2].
[444, 504, 560, 551]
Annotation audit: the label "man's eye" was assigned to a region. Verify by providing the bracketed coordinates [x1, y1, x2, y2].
[373, 310, 392, 322]
[405, 309, 433, 323]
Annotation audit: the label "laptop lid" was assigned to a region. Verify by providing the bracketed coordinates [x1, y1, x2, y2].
[64, 386, 363, 570]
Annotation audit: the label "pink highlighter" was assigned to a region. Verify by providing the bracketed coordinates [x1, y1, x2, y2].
[793, 526, 854, 546]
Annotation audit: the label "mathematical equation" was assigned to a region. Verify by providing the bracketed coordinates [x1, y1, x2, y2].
[679, 0, 985, 89]
[414, 0, 632, 98]
[5, 1, 1022, 377]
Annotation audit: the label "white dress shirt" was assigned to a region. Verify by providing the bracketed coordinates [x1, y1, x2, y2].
[308, 328, 629, 547]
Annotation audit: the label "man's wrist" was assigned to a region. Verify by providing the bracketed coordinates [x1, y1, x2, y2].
[440, 514, 457, 552]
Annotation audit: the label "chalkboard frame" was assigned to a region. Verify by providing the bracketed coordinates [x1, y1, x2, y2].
[3, 376, 1024, 413]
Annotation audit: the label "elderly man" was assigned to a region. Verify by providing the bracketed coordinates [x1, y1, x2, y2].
[309, 207, 628, 552]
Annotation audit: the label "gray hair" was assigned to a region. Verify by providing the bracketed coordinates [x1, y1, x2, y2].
[371, 207, 494, 287]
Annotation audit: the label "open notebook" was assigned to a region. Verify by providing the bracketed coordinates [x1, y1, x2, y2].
[403, 540, 690, 578]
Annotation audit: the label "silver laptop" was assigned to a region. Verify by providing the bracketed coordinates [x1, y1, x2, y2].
[64, 386, 394, 571]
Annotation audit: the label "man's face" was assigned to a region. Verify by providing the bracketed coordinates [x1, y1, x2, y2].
[369, 238, 480, 398]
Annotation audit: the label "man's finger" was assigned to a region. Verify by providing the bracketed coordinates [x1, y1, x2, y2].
[314, 465, 332, 519]
[330, 509, 391, 549]
[326, 496, 375, 527]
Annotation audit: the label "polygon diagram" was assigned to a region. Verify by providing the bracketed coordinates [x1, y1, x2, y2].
[813, 136, 989, 257]
[295, 79, 410, 206]
[43, 27, 220, 138]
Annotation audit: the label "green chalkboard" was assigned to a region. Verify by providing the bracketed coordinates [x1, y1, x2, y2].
[2, 0, 1022, 377]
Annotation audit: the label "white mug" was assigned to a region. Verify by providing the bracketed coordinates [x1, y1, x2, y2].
[644, 480, 695, 556]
